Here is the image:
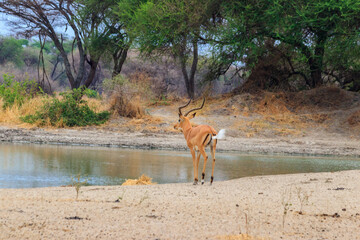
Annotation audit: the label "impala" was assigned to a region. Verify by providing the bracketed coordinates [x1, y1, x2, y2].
[174, 98, 226, 185]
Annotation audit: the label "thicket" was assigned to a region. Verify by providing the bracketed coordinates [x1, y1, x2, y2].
[0, 74, 41, 109]
[0, 0, 359, 100]
[22, 88, 110, 127]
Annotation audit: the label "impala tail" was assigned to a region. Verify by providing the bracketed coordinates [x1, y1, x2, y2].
[213, 129, 226, 140]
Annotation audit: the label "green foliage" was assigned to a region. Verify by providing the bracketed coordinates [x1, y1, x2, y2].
[22, 88, 110, 127]
[116, 0, 219, 97]
[119, 0, 216, 55]
[22, 47, 39, 67]
[0, 37, 25, 66]
[83, 88, 100, 99]
[0, 74, 40, 109]
[213, 0, 360, 89]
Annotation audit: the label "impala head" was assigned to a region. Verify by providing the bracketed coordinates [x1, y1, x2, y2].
[174, 98, 205, 131]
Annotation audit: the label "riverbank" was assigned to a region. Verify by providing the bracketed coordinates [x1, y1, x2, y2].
[1, 125, 360, 156]
[1, 87, 360, 239]
[1, 170, 360, 239]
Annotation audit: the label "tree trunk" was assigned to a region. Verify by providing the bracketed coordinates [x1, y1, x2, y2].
[309, 58, 323, 88]
[188, 40, 198, 99]
[180, 56, 192, 98]
[178, 37, 198, 99]
[112, 46, 129, 78]
[308, 31, 327, 88]
[49, 31, 77, 89]
[84, 58, 100, 88]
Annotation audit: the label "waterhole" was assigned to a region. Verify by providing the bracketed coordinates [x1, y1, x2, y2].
[1, 143, 360, 188]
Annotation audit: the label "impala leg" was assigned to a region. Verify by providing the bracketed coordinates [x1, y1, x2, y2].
[195, 150, 201, 184]
[190, 148, 198, 185]
[210, 140, 217, 185]
[199, 148, 208, 185]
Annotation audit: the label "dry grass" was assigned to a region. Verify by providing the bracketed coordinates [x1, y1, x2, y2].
[0, 95, 110, 128]
[109, 90, 145, 119]
[348, 110, 360, 126]
[126, 115, 163, 126]
[0, 96, 45, 127]
[120, 115, 165, 133]
[121, 174, 156, 186]
[84, 96, 110, 113]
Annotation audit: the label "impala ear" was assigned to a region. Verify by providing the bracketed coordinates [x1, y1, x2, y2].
[188, 112, 196, 119]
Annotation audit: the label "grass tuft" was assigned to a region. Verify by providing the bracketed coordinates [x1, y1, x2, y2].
[122, 174, 156, 186]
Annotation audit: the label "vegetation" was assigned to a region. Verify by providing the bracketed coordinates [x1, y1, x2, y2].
[117, 0, 219, 98]
[0, 0, 130, 89]
[103, 74, 148, 118]
[0, 74, 41, 109]
[71, 173, 89, 201]
[0, 0, 359, 128]
[0, 37, 26, 67]
[213, 0, 360, 90]
[22, 88, 110, 127]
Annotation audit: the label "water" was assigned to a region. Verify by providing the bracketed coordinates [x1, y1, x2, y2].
[1, 143, 360, 188]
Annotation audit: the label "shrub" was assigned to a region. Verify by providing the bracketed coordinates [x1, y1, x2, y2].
[83, 88, 100, 99]
[22, 88, 110, 127]
[0, 74, 41, 109]
[103, 75, 145, 118]
[0, 37, 24, 66]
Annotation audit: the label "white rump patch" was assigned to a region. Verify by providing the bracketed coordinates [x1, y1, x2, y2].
[213, 129, 226, 140]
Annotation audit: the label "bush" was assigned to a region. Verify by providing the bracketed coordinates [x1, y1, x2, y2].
[103, 75, 145, 118]
[83, 88, 100, 99]
[0, 37, 24, 66]
[0, 74, 40, 109]
[22, 88, 110, 127]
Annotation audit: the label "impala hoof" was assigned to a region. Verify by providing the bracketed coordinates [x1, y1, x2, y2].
[193, 180, 198, 185]
[201, 179, 204, 185]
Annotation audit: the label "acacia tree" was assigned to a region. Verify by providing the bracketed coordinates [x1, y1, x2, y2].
[0, 0, 86, 88]
[213, 0, 360, 89]
[118, 0, 219, 98]
[0, 0, 131, 89]
[77, 0, 131, 79]
[0, 37, 24, 66]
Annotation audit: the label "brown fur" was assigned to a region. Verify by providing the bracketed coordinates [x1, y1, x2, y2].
[174, 114, 218, 185]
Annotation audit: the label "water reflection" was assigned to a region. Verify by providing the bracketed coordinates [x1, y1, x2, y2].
[1, 143, 360, 188]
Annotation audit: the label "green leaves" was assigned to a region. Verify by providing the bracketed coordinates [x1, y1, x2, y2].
[22, 88, 110, 127]
[0, 37, 25, 67]
[0, 74, 41, 109]
[210, 0, 360, 88]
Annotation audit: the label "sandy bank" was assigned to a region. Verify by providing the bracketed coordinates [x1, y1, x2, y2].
[1, 170, 360, 239]
[1, 126, 360, 156]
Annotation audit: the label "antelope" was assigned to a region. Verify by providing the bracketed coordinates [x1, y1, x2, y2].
[174, 98, 226, 185]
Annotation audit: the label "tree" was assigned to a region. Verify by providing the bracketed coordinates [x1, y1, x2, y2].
[0, 0, 131, 89]
[0, 37, 24, 66]
[118, 0, 219, 98]
[78, 0, 131, 78]
[0, 0, 88, 89]
[213, 0, 360, 89]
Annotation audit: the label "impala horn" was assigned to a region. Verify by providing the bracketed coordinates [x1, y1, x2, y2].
[178, 99, 192, 116]
[184, 97, 205, 117]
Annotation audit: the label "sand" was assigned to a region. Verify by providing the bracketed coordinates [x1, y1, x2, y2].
[1, 125, 360, 239]
[1, 170, 360, 239]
